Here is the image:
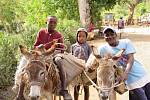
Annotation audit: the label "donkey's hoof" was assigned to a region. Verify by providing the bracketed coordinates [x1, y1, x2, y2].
[63, 93, 72, 100]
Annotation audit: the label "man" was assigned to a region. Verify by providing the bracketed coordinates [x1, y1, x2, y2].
[34, 15, 72, 100]
[97, 27, 150, 100]
[34, 16, 64, 52]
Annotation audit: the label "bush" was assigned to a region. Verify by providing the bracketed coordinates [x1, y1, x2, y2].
[0, 24, 38, 86]
[57, 19, 80, 44]
[20, 25, 38, 49]
[0, 32, 22, 86]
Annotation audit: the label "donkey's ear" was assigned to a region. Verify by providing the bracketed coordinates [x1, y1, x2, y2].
[42, 45, 56, 56]
[112, 49, 125, 60]
[19, 45, 32, 59]
[91, 45, 101, 59]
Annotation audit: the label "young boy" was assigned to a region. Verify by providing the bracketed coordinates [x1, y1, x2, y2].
[71, 28, 91, 100]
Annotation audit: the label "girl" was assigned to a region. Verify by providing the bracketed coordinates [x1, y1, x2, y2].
[71, 28, 91, 100]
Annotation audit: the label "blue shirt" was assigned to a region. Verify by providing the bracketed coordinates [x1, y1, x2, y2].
[98, 39, 148, 85]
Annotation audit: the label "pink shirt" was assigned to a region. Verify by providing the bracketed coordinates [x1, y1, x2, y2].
[88, 23, 94, 32]
[34, 28, 64, 52]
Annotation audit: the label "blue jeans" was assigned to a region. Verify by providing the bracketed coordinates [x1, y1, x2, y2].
[129, 83, 150, 100]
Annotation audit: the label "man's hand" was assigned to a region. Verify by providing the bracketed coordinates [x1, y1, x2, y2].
[118, 72, 128, 82]
[49, 39, 59, 48]
[52, 39, 58, 45]
[37, 44, 44, 49]
[112, 49, 125, 60]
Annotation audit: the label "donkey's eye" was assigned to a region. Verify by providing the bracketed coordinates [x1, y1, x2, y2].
[39, 71, 45, 77]
[109, 75, 114, 80]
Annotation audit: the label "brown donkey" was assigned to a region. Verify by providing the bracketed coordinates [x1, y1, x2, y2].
[14, 44, 86, 100]
[85, 46, 126, 100]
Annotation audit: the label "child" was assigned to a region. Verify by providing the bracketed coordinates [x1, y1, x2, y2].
[71, 28, 91, 100]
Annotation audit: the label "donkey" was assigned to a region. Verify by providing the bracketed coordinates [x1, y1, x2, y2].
[14, 44, 86, 100]
[85, 46, 126, 100]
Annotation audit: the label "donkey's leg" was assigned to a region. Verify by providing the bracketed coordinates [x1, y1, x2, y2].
[15, 80, 25, 100]
[109, 89, 116, 100]
[74, 85, 80, 100]
[46, 92, 53, 100]
[59, 96, 62, 100]
[53, 95, 56, 100]
[84, 86, 89, 100]
[53, 95, 62, 100]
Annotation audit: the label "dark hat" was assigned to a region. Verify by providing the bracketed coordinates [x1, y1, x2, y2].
[103, 27, 116, 34]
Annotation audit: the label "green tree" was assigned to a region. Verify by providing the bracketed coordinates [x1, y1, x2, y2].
[125, 0, 143, 25]
[78, 0, 129, 29]
[0, 0, 25, 33]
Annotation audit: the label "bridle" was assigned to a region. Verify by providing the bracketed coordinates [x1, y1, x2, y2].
[83, 71, 123, 92]
[24, 60, 48, 87]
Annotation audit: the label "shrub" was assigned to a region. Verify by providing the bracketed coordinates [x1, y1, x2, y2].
[20, 25, 38, 49]
[57, 19, 80, 44]
[0, 32, 22, 86]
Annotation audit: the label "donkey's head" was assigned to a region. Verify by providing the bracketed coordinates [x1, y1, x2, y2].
[97, 58, 116, 100]
[86, 45, 124, 100]
[19, 44, 56, 100]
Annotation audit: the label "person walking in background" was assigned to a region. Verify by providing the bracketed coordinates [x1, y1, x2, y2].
[88, 21, 95, 32]
[118, 17, 125, 39]
[87, 21, 95, 40]
[71, 28, 92, 100]
[88, 17, 95, 32]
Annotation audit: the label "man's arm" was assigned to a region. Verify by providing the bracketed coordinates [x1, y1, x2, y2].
[34, 31, 42, 48]
[125, 53, 134, 74]
[57, 34, 64, 53]
[121, 53, 134, 81]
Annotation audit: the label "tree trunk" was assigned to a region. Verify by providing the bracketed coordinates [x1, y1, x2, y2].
[127, 4, 135, 25]
[78, 0, 91, 29]
[126, 0, 142, 25]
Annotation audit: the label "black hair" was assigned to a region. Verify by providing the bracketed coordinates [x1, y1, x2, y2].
[46, 15, 57, 24]
[76, 31, 88, 43]
[104, 28, 116, 34]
